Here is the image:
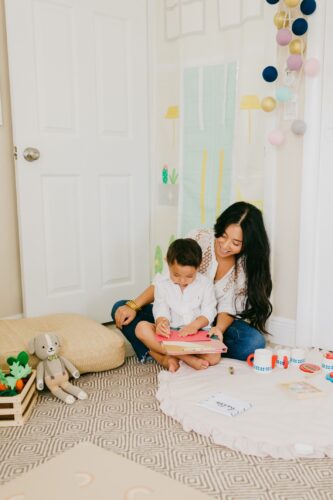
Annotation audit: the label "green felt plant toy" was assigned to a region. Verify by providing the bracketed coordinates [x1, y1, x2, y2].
[0, 351, 32, 397]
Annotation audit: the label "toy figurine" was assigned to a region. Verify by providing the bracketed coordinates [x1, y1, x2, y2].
[28, 333, 88, 404]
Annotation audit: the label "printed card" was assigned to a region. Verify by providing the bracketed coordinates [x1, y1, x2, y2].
[197, 392, 252, 417]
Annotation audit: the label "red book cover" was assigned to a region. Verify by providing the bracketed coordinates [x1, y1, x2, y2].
[155, 329, 210, 343]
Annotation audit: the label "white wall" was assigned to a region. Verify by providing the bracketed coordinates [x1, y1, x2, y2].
[296, 0, 333, 350]
[0, 0, 22, 318]
[149, 0, 303, 335]
[0, 0, 309, 331]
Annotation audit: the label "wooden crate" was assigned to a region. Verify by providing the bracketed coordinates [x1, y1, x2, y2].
[0, 370, 37, 427]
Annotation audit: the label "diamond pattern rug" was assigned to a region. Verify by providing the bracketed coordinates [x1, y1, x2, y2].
[1, 357, 333, 499]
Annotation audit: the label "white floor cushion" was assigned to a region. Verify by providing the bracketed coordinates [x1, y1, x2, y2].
[157, 355, 333, 459]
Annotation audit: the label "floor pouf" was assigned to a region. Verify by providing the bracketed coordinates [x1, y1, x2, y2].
[0, 313, 125, 373]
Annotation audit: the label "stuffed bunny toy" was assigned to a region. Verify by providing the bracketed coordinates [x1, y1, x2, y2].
[28, 333, 88, 404]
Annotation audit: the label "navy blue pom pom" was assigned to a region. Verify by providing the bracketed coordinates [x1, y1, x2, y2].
[262, 66, 278, 83]
[300, 0, 316, 15]
[292, 18, 308, 36]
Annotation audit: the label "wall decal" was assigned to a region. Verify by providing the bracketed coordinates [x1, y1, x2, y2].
[159, 164, 179, 206]
[164, 0, 205, 41]
[240, 95, 261, 143]
[165, 105, 179, 146]
[154, 245, 163, 274]
[162, 164, 169, 184]
[200, 148, 208, 225]
[236, 185, 263, 212]
[218, 0, 263, 31]
[158, 184, 179, 206]
[180, 62, 237, 234]
[215, 150, 224, 217]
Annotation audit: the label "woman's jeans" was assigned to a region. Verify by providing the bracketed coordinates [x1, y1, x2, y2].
[111, 300, 265, 363]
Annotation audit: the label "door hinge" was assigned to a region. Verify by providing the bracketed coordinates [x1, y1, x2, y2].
[13, 146, 17, 160]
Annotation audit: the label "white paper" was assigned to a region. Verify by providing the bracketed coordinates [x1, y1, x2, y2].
[198, 392, 252, 417]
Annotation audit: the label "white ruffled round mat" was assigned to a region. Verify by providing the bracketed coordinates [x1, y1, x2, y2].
[156, 355, 333, 459]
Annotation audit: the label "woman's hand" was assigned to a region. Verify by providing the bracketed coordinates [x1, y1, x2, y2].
[115, 305, 137, 328]
[156, 320, 170, 338]
[209, 326, 228, 353]
[209, 326, 223, 340]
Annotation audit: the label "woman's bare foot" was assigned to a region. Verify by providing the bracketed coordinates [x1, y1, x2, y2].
[179, 354, 209, 370]
[167, 357, 180, 372]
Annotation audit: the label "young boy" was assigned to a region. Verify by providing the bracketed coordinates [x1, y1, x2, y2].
[135, 238, 225, 372]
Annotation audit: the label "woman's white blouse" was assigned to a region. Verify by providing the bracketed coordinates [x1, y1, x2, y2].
[186, 228, 247, 316]
[152, 271, 217, 327]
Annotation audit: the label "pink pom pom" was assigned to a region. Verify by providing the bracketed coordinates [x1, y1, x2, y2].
[276, 28, 292, 46]
[268, 130, 285, 146]
[304, 58, 320, 77]
[287, 54, 303, 71]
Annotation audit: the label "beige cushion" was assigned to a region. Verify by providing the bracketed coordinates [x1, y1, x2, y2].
[0, 313, 125, 373]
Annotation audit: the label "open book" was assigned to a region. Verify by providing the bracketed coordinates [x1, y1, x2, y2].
[156, 329, 227, 355]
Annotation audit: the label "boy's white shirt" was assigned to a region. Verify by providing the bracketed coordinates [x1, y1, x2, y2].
[152, 271, 217, 327]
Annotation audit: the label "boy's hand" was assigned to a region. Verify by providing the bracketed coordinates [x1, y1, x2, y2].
[178, 323, 198, 337]
[156, 320, 170, 338]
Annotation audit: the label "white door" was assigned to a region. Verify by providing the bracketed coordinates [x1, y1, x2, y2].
[5, 0, 150, 322]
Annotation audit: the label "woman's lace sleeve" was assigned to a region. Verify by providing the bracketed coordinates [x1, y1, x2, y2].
[186, 228, 213, 275]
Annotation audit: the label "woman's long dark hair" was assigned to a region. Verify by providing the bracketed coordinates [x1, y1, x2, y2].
[214, 202, 272, 334]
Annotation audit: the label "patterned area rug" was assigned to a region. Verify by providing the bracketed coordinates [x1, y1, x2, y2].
[1, 357, 333, 499]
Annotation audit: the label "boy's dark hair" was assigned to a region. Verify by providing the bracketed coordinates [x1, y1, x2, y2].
[166, 238, 202, 268]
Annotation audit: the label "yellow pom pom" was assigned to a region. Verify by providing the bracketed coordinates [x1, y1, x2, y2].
[274, 11, 289, 29]
[261, 97, 277, 112]
[284, 0, 300, 7]
[289, 38, 304, 54]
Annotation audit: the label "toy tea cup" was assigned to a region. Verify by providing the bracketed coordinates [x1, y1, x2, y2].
[290, 348, 306, 367]
[321, 352, 333, 372]
[247, 348, 277, 374]
[276, 348, 290, 369]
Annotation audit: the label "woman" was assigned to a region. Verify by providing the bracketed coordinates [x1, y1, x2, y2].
[112, 202, 272, 363]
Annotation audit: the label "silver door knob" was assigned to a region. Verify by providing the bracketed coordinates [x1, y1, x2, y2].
[23, 147, 40, 162]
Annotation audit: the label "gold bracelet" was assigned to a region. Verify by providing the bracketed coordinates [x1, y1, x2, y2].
[125, 300, 142, 312]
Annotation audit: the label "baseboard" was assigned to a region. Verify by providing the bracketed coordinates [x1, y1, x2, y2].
[1, 313, 23, 320]
[268, 316, 296, 347]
